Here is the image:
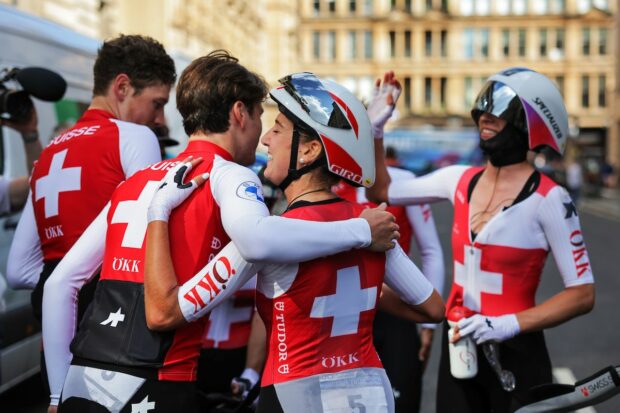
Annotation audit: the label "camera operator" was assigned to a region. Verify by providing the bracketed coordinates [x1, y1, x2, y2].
[0, 105, 42, 212]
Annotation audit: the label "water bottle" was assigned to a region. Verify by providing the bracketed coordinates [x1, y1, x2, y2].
[447, 299, 478, 379]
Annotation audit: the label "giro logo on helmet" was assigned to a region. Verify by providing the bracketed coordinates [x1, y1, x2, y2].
[331, 164, 363, 185]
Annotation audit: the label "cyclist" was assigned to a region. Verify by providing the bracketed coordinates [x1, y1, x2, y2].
[41, 51, 398, 412]
[367, 67, 595, 412]
[142, 72, 445, 412]
[7, 35, 175, 408]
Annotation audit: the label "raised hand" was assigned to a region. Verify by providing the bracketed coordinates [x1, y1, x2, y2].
[366, 71, 402, 140]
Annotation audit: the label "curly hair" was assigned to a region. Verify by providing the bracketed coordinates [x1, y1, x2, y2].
[93, 34, 176, 96]
[176, 50, 268, 135]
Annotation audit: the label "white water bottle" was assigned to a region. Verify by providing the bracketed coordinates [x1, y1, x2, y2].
[447, 299, 478, 379]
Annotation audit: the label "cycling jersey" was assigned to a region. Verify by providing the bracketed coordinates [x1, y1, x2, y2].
[7, 109, 161, 289]
[174, 198, 434, 412]
[202, 277, 256, 350]
[389, 165, 594, 316]
[43, 139, 375, 406]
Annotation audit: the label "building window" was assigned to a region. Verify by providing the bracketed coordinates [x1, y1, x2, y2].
[513, 0, 527, 15]
[349, 0, 357, 13]
[555, 76, 565, 97]
[598, 75, 606, 107]
[480, 29, 489, 58]
[364, 30, 373, 59]
[464, 28, 474, 59]
[533, 0, 549, 14]
[391, 0, 397, 11]
[363, 0, 373, 15]
[599, 28, 608, 55]
[518, 28, 526, 57]
[313, 31, 321, 59]
[405, 30, 412, 57]
[440, 30, 448, 57]
[550, 0, 565, 13]
[389, 31, 396, 58]
[425, 0, 433, 11]
[313, 0, 320, 16]
[502, 29, 510, 57]
[593, 0, 609, 9]
[441, 0, 448, 12]
[581, 75, 589, 108]
[476, 0, 490, 15]
[582, 28, 590, 55]
[460, 0, 474, 15]
[328, 31, 336, 60]
[349, 31, 357, 59]
[328, 0, 336, 13]
[539, 28, 548, 57]
[555, 28, 565, 57]
[404, 77, 412, 109]
[440, 77, 447, 107]
[424, 77, 432, 107]
[497, 0, 510, 14]
[425, 30, 433, 57]
[464, 76, 473, 108]
[405, 0, 412, 12]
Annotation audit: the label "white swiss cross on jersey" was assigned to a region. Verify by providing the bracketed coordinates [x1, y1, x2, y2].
[35, 149, 81, 218]
[310, 266, 376, 337]
[454, 245, 503, 312]
[111, 181, 160, 248]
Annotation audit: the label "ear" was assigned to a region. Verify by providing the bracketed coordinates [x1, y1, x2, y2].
[111, 73, 132, 102]
[230, 101, 247, 129]
[299, 139, 323, 163]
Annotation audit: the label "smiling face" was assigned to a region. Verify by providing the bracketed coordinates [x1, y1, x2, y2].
[478, 112, 508, 140]
[261, 113, 294, 186]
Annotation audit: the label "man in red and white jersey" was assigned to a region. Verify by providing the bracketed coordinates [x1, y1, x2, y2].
[6, 34, 176, 406]
[42, 52, 398, 413]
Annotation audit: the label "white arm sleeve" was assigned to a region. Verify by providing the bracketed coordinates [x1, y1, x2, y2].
[0, 176, 10, 214]
[178, 241, 261, 322]
[210, 159, 371, 263]
[388, 165, 469, 206]
[407, 205, 445, 296]
[7, 195, 43, 289]
[383, 243, 434, 306]
[114, 120, 162, 178]
[42, 203, 109, 406]
[538, 187, 594, 287]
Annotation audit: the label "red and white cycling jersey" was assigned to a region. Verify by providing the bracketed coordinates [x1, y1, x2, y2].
[389, 165, 594, 316]
[202, 277, 256, 350]
[333, 166, 444, 300]
[8, 109, 160, 287]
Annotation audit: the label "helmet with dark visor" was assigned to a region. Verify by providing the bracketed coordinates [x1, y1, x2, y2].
[471, 81, 527, 135]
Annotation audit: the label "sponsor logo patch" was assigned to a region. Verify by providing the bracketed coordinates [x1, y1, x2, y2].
[236, 181, 264, 203]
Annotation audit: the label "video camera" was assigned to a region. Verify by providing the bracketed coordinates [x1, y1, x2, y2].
[0, 66, 67, 123]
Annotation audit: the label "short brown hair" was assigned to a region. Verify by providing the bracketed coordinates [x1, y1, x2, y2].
[176, 50, 268, 135]
[93, 35, 176, 96]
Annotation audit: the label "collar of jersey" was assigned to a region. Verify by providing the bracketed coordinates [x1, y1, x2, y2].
[78, 109, 116, 123]
[183, 139, 233, 161]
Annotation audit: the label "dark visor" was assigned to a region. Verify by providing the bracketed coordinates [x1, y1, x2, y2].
[278, 73, 351, 130]
[472, 81, 527, 134]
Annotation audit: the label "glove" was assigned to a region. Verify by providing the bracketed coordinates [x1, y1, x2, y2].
[366, 71, 402, 140]
[457, 314, 520, 344]
[147, 157, 209, 223]
[231, 367, 260, 399]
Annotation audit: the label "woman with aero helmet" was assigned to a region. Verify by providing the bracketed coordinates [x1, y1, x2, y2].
[368, 68, 595, 412]
[143, 73, 444, 412]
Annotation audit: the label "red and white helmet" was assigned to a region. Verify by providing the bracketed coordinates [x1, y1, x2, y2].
[472, 67, 568, 155]
[270, 72, 375, 188]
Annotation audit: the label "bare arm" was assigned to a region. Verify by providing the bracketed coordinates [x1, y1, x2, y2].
[8, 176, 30, 211]
[245, 312, 267, 373]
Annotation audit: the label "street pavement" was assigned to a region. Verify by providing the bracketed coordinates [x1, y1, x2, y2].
[2, 199, 619, 413]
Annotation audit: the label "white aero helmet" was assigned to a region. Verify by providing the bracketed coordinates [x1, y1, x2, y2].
[472, 67, 569, 155]
[269, 72, 375, 188]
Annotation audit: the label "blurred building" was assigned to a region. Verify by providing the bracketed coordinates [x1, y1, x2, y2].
[298, 0, 616, 168]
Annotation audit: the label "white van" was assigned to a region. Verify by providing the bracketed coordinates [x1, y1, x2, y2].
[0, 4, 99, 393]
